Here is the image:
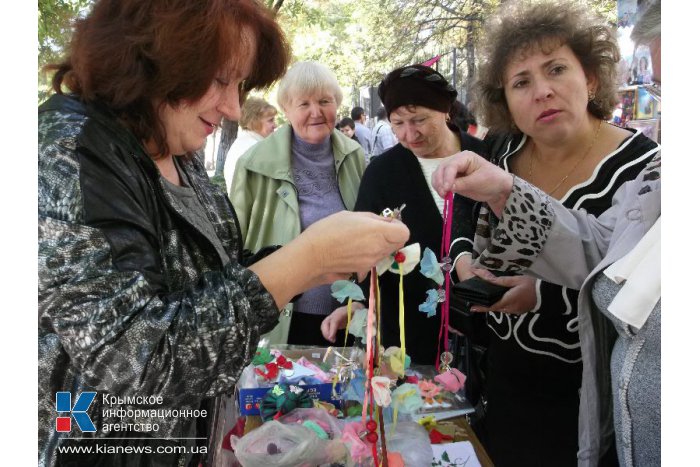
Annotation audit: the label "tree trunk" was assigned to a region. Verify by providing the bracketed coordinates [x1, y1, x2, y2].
[465, 20, 476, 98]
[215, 119, 238, 176]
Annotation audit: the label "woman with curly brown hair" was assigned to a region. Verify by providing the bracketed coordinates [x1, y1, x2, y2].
[38, 1, 408, 465]
[448, 1, 660, 465]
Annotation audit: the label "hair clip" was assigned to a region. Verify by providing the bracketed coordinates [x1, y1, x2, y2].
[381, 203, 406, 221]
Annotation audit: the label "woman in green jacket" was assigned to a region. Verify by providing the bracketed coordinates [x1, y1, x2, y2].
[231, 61, 365, 346]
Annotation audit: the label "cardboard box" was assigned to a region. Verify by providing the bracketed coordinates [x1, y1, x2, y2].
[236, 346, 349, 416]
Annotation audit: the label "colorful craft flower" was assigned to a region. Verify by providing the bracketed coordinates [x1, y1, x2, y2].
[330, 280, 365, 303]
[419, 247, 445, 286]
[371, 376, 392, 407]
[254, 355, 293, 382]
[251, 347, 274, 366]
[418, 288, 439, 317]
[418, 379, 442, 403]
[375, 243, 421, 276]
[418, 415, 438, 432]
[390, 383, 423, 414]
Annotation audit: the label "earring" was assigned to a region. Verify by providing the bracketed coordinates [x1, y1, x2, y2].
[588, 89, 596, 102]
[445, 114, 451, 122]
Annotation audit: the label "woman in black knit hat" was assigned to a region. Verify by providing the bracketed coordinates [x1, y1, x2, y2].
[321, 64, 487, 365]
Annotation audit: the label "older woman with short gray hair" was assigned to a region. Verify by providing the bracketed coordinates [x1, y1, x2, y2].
[231, 61, 365, 346]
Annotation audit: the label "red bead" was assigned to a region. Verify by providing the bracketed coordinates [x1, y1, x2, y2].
[394, 252, 406, 263]
[366, 420, 378, 432]
[366, 431, 379, 443]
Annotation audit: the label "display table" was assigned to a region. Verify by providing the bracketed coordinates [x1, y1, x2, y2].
[206, 345, 494, 466]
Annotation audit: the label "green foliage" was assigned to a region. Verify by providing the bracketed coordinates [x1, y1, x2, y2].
[38, 0, 93, 103]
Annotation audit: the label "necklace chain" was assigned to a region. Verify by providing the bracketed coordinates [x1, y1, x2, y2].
[528, 120, 604, 196]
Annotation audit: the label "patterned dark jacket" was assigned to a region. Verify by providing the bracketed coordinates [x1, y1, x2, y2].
[38, 94, 279, 466]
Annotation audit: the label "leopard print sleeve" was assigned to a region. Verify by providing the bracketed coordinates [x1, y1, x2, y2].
[473, 176, 555, 273]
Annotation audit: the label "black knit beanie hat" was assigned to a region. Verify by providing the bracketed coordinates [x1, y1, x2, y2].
[378, 64, 458, 118]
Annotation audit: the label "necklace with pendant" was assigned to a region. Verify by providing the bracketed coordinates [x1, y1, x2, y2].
[528, 119, 604, 196]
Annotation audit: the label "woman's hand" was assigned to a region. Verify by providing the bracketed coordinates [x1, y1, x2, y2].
[249, 211, 409, 309]
[454, 255, 476, 282]
[432, 151, 514, 217]
[306, 211, 410, 283]
[469, 269, 537, 315]
[321, 302, 364, 343]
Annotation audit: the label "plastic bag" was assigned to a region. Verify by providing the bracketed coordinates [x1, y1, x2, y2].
[234, 420, 347, 467]
[384, 421, 433, 467]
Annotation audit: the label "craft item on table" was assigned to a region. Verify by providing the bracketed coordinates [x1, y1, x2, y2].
[390, 383, 423, 432]
[342, 370, 367, 403]
[324, 348, 364, 399]
[418, 380, 442, 405]
[303, 420, 329, 439]
[277, 407, 344, 440]
[313, 399, 341, 417]
[434, 367, 466, 393]
[251, 347, 274, 366]
[429, 428, 455, 444]
[438, 351, 454, 374]
[346, 405, 363, 418]
[254, 355, 293, 382]
[371, 376, 392, 407]
[418, 415, 438, 432]
[431, 441, 480, 467]
[277, 361, 321, 385]
[296, 356, 332, 383]
[259, 384, 314, 422]
[419, 247, 445, 286]
[341, 421, 373, 462]
[234, 420, 347, 467]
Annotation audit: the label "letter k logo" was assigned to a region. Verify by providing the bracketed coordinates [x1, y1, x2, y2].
[55, 392, 97, 432]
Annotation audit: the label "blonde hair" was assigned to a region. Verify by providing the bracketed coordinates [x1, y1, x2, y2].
[240, 97, 276, 131]
[276, 61, 343, 110]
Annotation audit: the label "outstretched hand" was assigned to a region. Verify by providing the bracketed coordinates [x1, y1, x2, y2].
[431, 151, 514, 217]
[306, 211, 410, 283]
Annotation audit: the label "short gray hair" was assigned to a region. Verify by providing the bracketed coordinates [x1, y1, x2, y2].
[276, 61, 343, 110]
[631, 1, 661, 45]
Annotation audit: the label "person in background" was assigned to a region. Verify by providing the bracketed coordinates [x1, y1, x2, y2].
[38, 1, 409, 465]
[339, 116, 360, 143]
[223, 96, 277, 192]
[370, 106, 398, 159]
[321, 64, 488, 365]
[351, 106, 372, 162]
[231, 61, 366, 346]
[433, 6, 659, 458]
[448, 1, 660, 465]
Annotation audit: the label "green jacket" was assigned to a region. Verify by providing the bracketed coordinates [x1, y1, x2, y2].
[230, 124, 365, 251]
